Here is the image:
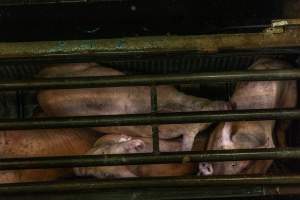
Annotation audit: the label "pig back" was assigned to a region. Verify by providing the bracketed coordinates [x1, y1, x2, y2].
[0, 128, 98, 183]
[232, 58, 296, 110]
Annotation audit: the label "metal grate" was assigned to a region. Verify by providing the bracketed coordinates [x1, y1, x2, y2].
[1, 27, 300, 199]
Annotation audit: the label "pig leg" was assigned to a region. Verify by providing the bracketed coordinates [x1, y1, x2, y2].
[182, 131, 199, 151]
[74, 139, 146, 178]
[74, 165, 136, 179]
[93, 134, 132, 147]
[74, 166, 137, 179]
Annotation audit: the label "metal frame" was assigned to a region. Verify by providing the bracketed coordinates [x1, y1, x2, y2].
[0, 28, 300, 63]
[0, 108, 299, 130]
[0, 148, 299, 170]
[1, 69, 300, 90]
[1, 22, 300, 198]
[2, 175, 300, 193]
[0, 186, 270, 200]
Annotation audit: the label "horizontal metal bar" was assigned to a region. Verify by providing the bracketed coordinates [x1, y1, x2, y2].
[1, 186, 266, 199]
[1, 69, 300, 90]
[0, 108, 298, 130]
[4, 185, 300, 199]
[1, 175, 300, 194]
[0, 148, 300, 170]
[1, 28, 300, 62]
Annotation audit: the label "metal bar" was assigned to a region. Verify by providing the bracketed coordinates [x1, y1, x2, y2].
[1, 186, 266, 199]
[1, 175, 300, 194]
[150, 86, 159, 154]
[0, 148, 300, 170]
[3, 185, 300, 199]
[1, 29, 300, 62]
[1, 69, 300, 91]
[0, 108, 298, 130]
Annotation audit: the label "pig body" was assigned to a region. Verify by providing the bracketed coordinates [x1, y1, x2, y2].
[38, 63, 230, 151]
[74, 134, 195, 178]
[198, 58, 298, 175]
[0, 128, 98, 183]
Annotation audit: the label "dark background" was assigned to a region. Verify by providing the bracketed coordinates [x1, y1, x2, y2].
[0, 0, 283, 42]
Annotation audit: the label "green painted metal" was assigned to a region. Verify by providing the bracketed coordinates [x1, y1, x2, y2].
[0, 108, 298, 130]
[0, 69, 300, 90]
[150, 86, 160, 153]
[3, 185, 300, 199]
[0, 186, 266, 199]
[0, 175, 300, 194]
[0, 29, 300, 62]
[0, 148, 299, 170]
[1, 186, 266, 200]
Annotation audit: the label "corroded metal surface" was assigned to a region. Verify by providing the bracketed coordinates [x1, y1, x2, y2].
[0, 28, 300, 61]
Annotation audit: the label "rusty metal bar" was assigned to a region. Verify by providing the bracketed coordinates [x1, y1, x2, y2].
[0, 108, 298, 130]
[0, 28, 300, 62]
[1, 175, 300, 194]
[0, 148, 300, 170]
[150, 86, 159, 154]
[0, 69, 300, 91]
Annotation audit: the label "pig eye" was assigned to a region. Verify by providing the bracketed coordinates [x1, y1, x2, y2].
[232, 132, 266, 148]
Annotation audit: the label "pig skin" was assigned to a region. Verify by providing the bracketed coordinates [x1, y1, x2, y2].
[37, 63, 230, 151]
[74, 134, 195, 178]
[0, 128, 98, 183]
[198, 58, 298, 175]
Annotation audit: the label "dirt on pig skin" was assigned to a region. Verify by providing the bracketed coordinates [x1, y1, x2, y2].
[198, 58, 298, 176]
[74, 134, 196, 178]
[0, 126, 98, 183]
[37, 63, 230, 151]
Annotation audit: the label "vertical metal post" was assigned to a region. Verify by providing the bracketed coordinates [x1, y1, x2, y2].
[151, 86, 160, 154]
[16, 91, 24, 119]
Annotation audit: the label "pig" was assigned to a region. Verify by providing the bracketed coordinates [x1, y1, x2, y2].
[0, 126, 98, 183]
[37, 63, 230, 151]
[74, 134, 195, 178]
[198, 58, 298, 175]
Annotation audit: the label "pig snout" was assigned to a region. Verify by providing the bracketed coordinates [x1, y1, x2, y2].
[198, 122, 261, 176]
[198, 162, 214, 175]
